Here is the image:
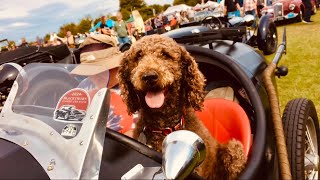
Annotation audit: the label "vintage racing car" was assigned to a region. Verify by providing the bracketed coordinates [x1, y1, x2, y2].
[54, 105, 86, 121]
[0, 27, 318, 179]
[177, 13, 278, 55]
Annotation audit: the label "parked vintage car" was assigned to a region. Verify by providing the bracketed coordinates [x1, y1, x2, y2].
[0, 27, 318, 179]
[261, 0, 318, 22]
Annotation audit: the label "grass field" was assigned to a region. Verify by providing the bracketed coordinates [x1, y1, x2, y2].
[263, 13, 320, 117]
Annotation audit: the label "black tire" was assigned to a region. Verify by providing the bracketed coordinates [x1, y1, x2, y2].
[296, 9, 303, 22]
[119, 43, 131, 52]
[257, 22, 278, 55]
[55, 112, 59, 119]
[64, 112, 69, 120]
[282, 98, 320, 180]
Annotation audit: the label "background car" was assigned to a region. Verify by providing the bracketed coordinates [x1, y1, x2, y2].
[169, 14, 278, 55]
[261, 0, 318, 22]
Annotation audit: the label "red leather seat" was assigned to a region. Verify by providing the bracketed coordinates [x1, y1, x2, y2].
[195, 98, 252, 156]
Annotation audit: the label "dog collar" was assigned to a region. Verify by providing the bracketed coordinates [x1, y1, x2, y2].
[144, 116, 185, 136]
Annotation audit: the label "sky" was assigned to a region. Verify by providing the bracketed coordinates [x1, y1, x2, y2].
[0, 0, 173, 44]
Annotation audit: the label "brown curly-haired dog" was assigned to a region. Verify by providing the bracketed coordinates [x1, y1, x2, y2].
[118, 34, 246, 180]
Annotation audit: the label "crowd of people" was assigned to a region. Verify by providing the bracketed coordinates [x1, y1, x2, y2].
[5, 0, 316, 52]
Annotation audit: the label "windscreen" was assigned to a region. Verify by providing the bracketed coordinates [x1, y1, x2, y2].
[11, 63, 110, 139]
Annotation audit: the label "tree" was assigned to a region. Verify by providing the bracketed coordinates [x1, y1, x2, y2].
[77, 16, 92, 34]
[8, 40, 15, 47]
[120, 0, 146, 11]
[119, 0, 147, 20]
[57, 23, 77, 37]
[163, 4, 171, 11]
[173, 0, 200, 6]
[44, 34, 50, 42]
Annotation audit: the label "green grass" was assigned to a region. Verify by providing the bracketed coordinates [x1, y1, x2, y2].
[264, 13, 320, 117]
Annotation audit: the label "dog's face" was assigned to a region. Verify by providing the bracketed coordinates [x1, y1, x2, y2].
[118, 35, 205, 115]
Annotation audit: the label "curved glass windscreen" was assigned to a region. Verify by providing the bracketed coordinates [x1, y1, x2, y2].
[11, 63, 110, 139]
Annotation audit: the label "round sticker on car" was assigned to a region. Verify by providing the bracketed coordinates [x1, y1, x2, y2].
[53, 88, 90, 123]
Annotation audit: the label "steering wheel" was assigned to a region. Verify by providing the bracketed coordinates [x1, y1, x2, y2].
[200, 16, 223, 30]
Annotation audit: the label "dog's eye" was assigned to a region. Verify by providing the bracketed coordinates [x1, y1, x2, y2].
[161, 51, 172, 60]
[135, 50, 143, 61]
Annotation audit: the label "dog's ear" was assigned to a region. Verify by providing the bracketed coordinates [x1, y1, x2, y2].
[180, 46, 206, 111]
[117, 54, 140, 115]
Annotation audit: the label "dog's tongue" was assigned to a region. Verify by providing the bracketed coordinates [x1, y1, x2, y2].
[145, 90, 165, 108]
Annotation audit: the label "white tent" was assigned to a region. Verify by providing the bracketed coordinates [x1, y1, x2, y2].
[204, 1, 220, 8]
[193, 3, 203, 10]
[163, 4, 192, 15]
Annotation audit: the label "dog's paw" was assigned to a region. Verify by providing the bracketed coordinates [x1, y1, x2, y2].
[218, 139, 247, 180]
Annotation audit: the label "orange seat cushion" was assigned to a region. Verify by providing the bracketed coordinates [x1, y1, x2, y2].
[195, 98, 252, 156]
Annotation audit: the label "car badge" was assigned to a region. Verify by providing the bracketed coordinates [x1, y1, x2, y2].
[61, 124, 78, 137]
[53, 88, 90, 123]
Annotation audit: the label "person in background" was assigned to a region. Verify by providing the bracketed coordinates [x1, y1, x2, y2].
[66, 31, 75, 48]
[243, 0, 257, 16]
[19, 38, 28, 48]
[302, 0, 313, 23]
[90, 16, 114, 34]
[70, 34, 134, 135]
[187, 8, 195, 22]
[180, 11, 190, 24]
[113, 12, 130, 44]
[170, 15, 178, 30]
[243, 0, 257, 27]
[224, 0, 241, 17]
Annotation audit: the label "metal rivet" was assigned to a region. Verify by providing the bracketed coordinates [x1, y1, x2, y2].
[80, 141, 84, 145]
[23, 141, 28, 146]
[47, 159, 55, 171]
[50, 132, 54, 135]
[90, 115, 94, 119]
[47, 165, 54, 171]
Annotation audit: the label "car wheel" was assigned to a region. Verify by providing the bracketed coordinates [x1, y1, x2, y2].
[282, 98, 320, 180]
[55, 112, 59, 119]
[296, 9, 303, 22]
[257, 21, 278, 55]
[64, 112, 69, 120]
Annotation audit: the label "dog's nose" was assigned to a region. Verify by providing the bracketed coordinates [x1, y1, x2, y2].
[142, 71, 158, 83]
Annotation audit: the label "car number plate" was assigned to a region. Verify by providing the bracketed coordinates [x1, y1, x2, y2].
[276, 16, 284, 21]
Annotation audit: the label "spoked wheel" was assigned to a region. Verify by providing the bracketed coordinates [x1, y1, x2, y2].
[265, 25, 277, 54]
[305, 116, 319, 179]
[282, 98, 320, 180]
[200, 16, 223, 30]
